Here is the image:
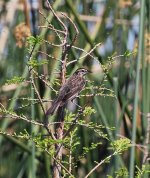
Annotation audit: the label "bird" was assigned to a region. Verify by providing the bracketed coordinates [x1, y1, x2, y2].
[46, 68, 90, 116]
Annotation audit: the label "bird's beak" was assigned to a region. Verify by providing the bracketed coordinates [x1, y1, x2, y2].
[87, 69, 92, 73]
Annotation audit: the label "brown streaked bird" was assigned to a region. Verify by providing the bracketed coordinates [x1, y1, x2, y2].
[46, 68, 90, 116]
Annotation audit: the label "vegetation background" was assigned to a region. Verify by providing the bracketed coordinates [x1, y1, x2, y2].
[0, 0, 149, 178]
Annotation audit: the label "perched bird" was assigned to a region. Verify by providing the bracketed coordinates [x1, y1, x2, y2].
[46, 68, 89, 116]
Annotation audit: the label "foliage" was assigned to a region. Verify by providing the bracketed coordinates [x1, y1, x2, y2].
[6, 76, 25, 84]
[110, 138, 131, 153]
[107, 167, 129, 178]
[27, 59, 48, 68]
[135, 165, 150, 178]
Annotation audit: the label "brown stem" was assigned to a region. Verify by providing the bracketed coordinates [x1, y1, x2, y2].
[45, 1, 79, 177]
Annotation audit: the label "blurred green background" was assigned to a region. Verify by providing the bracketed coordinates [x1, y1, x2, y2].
[0, 0, 150, 178]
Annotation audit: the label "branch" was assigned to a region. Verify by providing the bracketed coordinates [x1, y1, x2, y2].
[85, 151, 118, 178]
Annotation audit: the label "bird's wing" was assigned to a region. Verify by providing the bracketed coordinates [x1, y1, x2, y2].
[57, 78, 85, 102]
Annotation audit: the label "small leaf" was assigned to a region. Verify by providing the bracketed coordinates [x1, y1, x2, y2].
[111, 138, 131, 153]
[26, 35, 43, 46]
[6, 76, 25, 84]
[83, 106, 96, 116]
[124, 50, 135, 57]
[27, 59, 48, 67]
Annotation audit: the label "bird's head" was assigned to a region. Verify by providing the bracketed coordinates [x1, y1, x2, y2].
[74, 68, 91, 76]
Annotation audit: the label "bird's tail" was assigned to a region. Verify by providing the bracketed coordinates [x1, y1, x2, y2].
[46, 99, 61, 116]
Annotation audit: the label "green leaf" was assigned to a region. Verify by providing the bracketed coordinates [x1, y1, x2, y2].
[26, 35, 43, 46]
[124, 50, 135, 57]
[111, 138, 131, 153]
[83, 106, 96, 116]
[27, 59, 48, 67]
[6, 76, 25, 84]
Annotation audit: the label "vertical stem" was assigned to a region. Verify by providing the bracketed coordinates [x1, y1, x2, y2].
[52, 57, 65, 174]
[113, 77, 119, 172]
[69, 133, 72, 173]
[53, 122, 64, 178]
[52, 46, 66, 177]
[31, 72, 36, 178]
[146, 0, 150, 112]
[129, 0, 145, 177]
[51, 5, 67, 176]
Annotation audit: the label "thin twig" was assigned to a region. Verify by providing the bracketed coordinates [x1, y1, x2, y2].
[38, 25, 65, 35]
[39, 10, 63, 43]
[43, 39, 66, 47]
[0, 104, 44, 127]
[71, 45, 96, 59]
[85, 151, 118, 178]
[30, 75, 46, 115]
[45, 149, 74, 177]
[117, 134, 146, 153]
[38, 50, 62, 62]
[46, 0, 67, 33]
[61, 12, 79, 45]
[32, 68, 58, 93]
[79, 42, 101, 60]
[66, 59, 77, 66]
